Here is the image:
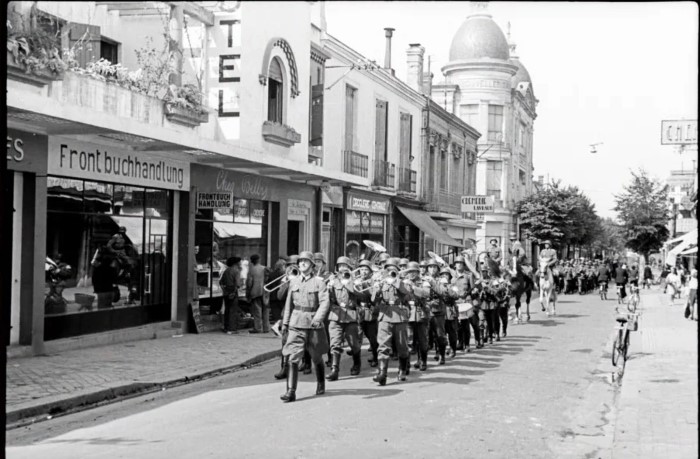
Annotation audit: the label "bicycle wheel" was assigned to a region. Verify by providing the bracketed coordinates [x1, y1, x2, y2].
[612, 333, 620, 366]
[623, 330, 630, 361]
[600, 289, 605, 300]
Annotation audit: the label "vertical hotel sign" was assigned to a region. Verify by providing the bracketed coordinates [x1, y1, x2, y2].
[209, 11, 242, 140]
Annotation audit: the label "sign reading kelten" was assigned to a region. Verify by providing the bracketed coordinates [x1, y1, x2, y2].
[461, 195, 495, 213]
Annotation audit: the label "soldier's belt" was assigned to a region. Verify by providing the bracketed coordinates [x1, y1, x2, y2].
[295, 306, 317, 313]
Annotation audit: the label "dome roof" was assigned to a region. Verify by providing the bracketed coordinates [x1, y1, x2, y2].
[511, 57, 533, 94]
[449, 14, 510, 61]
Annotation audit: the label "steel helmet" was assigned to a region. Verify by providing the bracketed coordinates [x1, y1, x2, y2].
[427, 258, 440, 268]
[398, 258, 409, 267]
[336, 256, 352, 268]
[419, 260, 428, 267]
[405, 261, 420, 272]
[298, 251, 315, 264]
[287, 255, 299, 266]
[358, 260, 373, 269]
[439, 267, 453, 276]
[377, 253, 390, 263]
[313, 252, 326, 263]
[454, 256, 466, 264]
[385, 257, 400, 269]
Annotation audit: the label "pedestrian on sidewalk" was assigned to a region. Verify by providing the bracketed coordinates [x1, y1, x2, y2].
[665, 268, 680, 306]
[246, 254, 270, 333]
[685, 269, 697, 321]
[220, 257, 242, 334]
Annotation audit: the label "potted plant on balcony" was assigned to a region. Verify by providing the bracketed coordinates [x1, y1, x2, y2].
[163, 83, 209, 127]
[6, 18, 68, 86]
[261, 121, 302, 147]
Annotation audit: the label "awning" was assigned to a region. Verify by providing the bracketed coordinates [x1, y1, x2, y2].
[665, 234, 697, 265]
[396, 206, 462, 247]
[664, 229, 697, 248]
[680, 246, 697, 256]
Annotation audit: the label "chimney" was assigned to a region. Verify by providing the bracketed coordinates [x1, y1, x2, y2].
[406, 43, 424, 93]
[384, 27, 395, 75]
[422, 55, 434, 96]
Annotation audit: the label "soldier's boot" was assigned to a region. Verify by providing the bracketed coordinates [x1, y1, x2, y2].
[315, 362, 326, 395]
[350, 352, 362, 376]
[273, 355, 288, 380]
[405, 356, 410, 376]
[398, 357, 408, 381]
[280, 363, 298, 403]
[439, 343, 446, 365]
[300, 352, 312, 375]
[368, 349, 379, 367]
[420, 350, 428, 371]
[413, 355, 422, 370]
[326, 351, 332, 368]
[433, 348, 440, 361]
[326, 353, 340, 381]
[373, 359, 388, 386]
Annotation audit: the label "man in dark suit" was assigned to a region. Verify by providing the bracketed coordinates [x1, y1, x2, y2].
[246, 254, 269, 333]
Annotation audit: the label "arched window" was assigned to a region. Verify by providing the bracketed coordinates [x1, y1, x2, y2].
[267, 57, 284, 123]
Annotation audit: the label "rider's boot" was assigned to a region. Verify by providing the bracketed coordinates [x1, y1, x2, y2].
[326, 353, 340, 381]
[373, 359, 388, 386]
[420, 350, 428, 371]
[273, 355, 288, 380]
[280, 362, 298, 403]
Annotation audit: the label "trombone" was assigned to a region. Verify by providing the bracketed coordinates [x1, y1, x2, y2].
[428, 250, 459, 279]
[263, 266, 300, 293]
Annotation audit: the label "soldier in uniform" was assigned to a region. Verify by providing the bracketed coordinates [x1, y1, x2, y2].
[313, 252, 333, 367]
[438, 268, 460, 359]
[355, 260, 379, 367]
[398, 258, 409, 271]
[405, 262, 431, 371]
[425, 259, 448, 364]
[326, 257, 362, 380]
[539, 240, 558, 275]
[371, 257, 411, 385]
[486, 238, 503, 278]
[280, 251, 331, 403]
[418, 260, 428, 278]
[274, 255, 298, 380]
[451, 256, 474, 351]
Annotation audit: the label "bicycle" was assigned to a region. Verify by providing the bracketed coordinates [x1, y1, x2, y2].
[616, 285, 624, 304]
[612, 310, 639, 367]
[628, 284, 640, 311]
[599, 281, 608, 300]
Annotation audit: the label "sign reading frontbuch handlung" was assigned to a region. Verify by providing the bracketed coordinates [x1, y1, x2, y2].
[197, 192, 233, 210]
[48, 137, 190, 191]
[461, 195, 495, 213]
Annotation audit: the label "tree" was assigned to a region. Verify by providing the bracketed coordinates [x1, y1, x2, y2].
[590, 217, 626, 258]
[516, 180, 600, 251]
[613, 168, 670, 264]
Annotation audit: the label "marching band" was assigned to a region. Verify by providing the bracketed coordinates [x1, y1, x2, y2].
[275, 241, 515, 403]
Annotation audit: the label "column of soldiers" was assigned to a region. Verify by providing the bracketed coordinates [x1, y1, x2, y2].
[272, 247, 508, 403]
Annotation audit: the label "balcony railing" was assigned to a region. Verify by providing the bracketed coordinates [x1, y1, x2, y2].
[397, 167, 417, 193]
[342, 150, 368, 177]
[372, 159, 395, 188]
[424, 188, 462, 215]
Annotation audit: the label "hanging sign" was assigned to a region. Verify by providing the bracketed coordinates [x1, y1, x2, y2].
[461, 195, 495, 213]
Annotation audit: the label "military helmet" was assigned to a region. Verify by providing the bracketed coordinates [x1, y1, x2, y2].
[298, 251, 315, 264]
[377, 253, 390, 263]
[542, 240, 551, 245]
[439, 267, 453, 276]
[419, 260, 428, 267]
[358, 260, 373, 269]
[385, 257, 400, 269]
[398, 258, 409, 267]
[454, 256, 466, 264]
[313, 252, 326, 263]
[406, 261, 420, 272]
[427, 258, 440, 268]
[336, 256, 352, 268]
[287, 255, 299, 266]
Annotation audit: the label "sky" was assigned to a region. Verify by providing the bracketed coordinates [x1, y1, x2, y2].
[324, 1, 699, 219]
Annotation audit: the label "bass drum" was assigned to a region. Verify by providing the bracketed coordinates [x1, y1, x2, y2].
[457, 302, 474, 319]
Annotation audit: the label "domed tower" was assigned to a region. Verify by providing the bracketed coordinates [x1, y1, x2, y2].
[432, 1, 536, 256]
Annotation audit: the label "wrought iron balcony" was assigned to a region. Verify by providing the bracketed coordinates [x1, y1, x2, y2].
[372, 159, 395, 188]
[342, 150, 368, 177]
[397, 167, 417, 194]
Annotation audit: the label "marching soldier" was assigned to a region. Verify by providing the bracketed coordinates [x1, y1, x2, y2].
[280, 251, 331, 403]
[313, 252, 333, 367]
[486, 238, 503, 277]
[438, 268, 460, 359]
[356, 260, 380, 367]
[405, 262, 431, 371]
[451, 256, 475, 352]
[425, 259, 448, 365]
[371, 257, 411, 385]
[274, 255, 298, 380]
[326, 257, 362, 380]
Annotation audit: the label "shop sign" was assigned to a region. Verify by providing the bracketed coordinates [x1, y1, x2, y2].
[288, 199, 311, 216]
[48, 137, 190, 191]
[661, 120, 697, 145]
[215, 170, 270, 200]
[6, 128, 48, 173]
[346, 191, 390, 214]
[461, 195, 495, 213]
[197, 192, 233, 210]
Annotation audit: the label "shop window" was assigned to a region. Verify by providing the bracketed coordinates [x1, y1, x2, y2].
[345, 209, 385, 265]
[44, 177, 172, 340]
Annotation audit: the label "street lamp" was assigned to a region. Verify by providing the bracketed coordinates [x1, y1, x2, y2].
[589, 142, 603, 154]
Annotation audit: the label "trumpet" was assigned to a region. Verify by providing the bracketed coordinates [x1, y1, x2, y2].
[263, 266, 300, 292]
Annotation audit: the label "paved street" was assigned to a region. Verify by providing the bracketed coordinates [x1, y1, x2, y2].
[8, 289, 648, 459]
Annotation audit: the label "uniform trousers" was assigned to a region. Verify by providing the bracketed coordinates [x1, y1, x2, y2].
[430, 315, 447, 346]
[329, 321, 361, 355]
[407, 321, 429, 354]
[495, 304, 509, 335]
[282, 326, 330, 365]
[445, 318, 459, 351]
[360, 319, 379, 356]
[377, 321, 409, 360]
[483, 304, 498, 339]
[458, 313, 480, 348]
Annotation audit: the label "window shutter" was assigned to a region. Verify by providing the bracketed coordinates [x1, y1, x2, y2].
[375, 100, 388, 161]
[399, 113, 411, 169]
[68, 23, 101, 68]
[310, 83, 324, 146]
[269, 58, 283, 83]
[345, 86, 355, 150]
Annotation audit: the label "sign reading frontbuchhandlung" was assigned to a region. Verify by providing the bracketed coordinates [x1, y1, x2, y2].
[48, 137, 190, 190]
[461, 195, 495, 213]
[197, 192, 233, 210]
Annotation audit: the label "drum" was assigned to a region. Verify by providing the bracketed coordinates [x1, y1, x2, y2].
[457, 302, 474, 319]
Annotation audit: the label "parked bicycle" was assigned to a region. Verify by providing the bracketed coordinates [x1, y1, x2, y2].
[599, 281, 608, 300]
[616, 284, 624, 304]
[612, 308, 640, 367]
[628, 284, 640, 311]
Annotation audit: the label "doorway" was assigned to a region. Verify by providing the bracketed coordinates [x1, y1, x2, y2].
[287, 220, 300, 256]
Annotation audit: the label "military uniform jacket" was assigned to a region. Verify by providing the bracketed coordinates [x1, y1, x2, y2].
[371, 278, 410, 323]
[328, 278, 359, 323]
[353, 278, 375, 321]
[424, 276, 443, 315]
[405, 279, 431, 322]
[436, 281, 459, 320]
[539, 248, 558, 267]
[282, 273, 330, 329]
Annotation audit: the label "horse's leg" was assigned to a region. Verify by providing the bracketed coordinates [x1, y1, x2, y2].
[513, 293, 521, 324]
[539, 279, 546, 312]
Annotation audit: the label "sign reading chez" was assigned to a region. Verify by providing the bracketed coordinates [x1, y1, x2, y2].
[48, 137, 189, 190]
[346, 191, 390, 214]
[461, 195, 495, 213]
[197, 192, 233, 210]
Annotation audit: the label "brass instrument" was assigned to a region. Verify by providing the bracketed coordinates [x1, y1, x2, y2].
[428, 250, 459, 279]
[263, 266, 300, 293]
[361, 240, 387, 265]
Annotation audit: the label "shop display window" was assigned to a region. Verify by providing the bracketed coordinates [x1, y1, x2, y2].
[45, 177, 172, 329]
[345, 210, 385, 264]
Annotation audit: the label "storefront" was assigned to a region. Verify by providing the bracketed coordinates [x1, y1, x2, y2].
[321, 185, 345, 272]
[391, 199, 422, 261]
[42, 137, 189, 340]
[344, 190, 391, 264]
[190, 164, 316, 317]
[394, 205, 463, 263]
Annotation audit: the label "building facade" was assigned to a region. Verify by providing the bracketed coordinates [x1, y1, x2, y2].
[431, 2, 537, 257]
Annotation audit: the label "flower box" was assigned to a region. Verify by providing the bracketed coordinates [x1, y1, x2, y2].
[6, 49, 62, 87]
[164, 103, 210, 127]
[262, 121, 302, 147]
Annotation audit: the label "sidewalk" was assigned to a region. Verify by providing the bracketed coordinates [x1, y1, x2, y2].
[5, 331, 281, 426]
[612, 287, 698, 458]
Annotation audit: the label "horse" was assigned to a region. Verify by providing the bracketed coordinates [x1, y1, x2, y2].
[505, 254, 534, 323]
[536, 259, 558, 316]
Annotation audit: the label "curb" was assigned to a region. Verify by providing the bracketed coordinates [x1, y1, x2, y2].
[6, 349, 280, 429]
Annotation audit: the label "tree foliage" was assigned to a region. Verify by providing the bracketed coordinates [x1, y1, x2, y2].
[515, 180, 599, 247]
[613, 168, 670, 261]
